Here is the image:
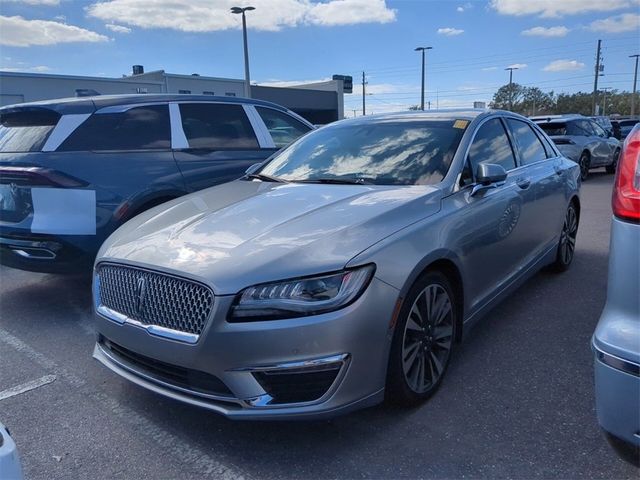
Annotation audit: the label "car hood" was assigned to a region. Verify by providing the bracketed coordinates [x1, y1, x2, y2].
[98, 180, 442, 294]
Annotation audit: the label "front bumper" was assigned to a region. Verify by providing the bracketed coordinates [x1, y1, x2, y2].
[93, 276, 399, 420]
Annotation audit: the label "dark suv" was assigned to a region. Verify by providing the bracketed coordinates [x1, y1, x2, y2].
[0, 94, 313, 273]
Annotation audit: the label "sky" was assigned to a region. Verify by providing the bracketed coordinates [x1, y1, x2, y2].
[1, 0, 639, 116]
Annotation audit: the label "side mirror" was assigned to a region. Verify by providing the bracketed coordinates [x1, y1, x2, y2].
[245, 163, 261, 175]
[471, 163, 507, 196]
[476, 163, 507, 185]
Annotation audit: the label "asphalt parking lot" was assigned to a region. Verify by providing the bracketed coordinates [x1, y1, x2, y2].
[0, 172, 637, 480]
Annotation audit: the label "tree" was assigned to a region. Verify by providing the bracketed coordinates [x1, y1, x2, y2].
[522, 87, 555, 116]
[490, 83, 527, 112]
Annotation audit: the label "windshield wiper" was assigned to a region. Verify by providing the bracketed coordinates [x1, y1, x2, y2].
[294, 177, 373, 185]
[244, 173, 289, 183]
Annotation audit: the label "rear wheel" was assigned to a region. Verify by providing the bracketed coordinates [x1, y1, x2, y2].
[578, 152, 590, 181]
[605, 149, 620, 174]
[386, 271, 457, 406]
[550, 203, 579, 272]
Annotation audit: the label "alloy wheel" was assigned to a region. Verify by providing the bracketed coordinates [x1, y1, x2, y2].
[401, 284, 454, 394]
[559, 205, 578, 265]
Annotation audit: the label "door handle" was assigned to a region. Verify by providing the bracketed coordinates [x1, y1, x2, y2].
[516, 177, 531, 189]
[553, 164, 563, 176]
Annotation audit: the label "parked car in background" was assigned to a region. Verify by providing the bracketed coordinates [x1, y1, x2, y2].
[0, 422, 23, 480]
[612, 118, 640, 141]
[591, 115, 615, 138]
[0, 95, 313, 273]
[592, 123, 640, 467]
[92, 109, 580, 420]
[533, 115, 620, 180]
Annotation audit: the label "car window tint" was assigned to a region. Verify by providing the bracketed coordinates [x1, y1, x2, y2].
[506, 118, 548, 166]
[0, 108, 60, 153]
[59, 105, 170, 151]
[179, 103, 258, 149]
[255, 107, 311, 148]
[590, 121, 607, 137]
[466, 118, 516, 179]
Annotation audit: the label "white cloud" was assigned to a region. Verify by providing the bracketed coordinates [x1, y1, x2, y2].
[86, 0, 396, 32]
[542, 59, 585, 72]
[4, 0, 60, 5]
[507, 63, 527, 69]
[0, 16, 109, 47]
[589, 13, 640, 33]
[437, 27, 464, 36]
[490, 0, 636, 18]
[481, 66, 498, 71]
[456, 7, 464, 12]
[105, 23, 132, 34]
[521, 26, 569, 37]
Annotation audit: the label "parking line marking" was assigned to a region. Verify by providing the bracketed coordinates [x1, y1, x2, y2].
[0, 327, 250, 480]
[0, 375, 56, 401]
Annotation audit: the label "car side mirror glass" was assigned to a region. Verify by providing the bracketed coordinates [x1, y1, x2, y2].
[476, 163, 507, 185]
[245, 163, 261, 175]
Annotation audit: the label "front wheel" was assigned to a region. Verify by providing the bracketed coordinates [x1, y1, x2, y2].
[386, 271, 458, 406]
[550, 203, 579, 272]
[605, 149, 620, 174]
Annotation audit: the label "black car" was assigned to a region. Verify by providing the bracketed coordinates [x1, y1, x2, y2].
[0, 94, 313, 272]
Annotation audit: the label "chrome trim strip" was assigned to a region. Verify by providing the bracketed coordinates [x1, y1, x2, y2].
[595, 346, 640, 377]
[243, 104, 276, 149]
[238, 354, 351, 409]
[230, 353, 349, 372]
[95, 342, 240, 404]
[42, 113, 91, 152]
[168, 102, 189, 149]
[96, 305, 200, 344]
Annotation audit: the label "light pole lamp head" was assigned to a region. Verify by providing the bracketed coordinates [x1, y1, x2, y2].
[415, 46, 433, 52]
[231, 6, 255, 14]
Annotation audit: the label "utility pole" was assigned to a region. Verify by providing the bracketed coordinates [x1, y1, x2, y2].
[592, 39, 602, 115]
[362, 71, 367, 116]
[415, 47, 432, 111]
[505, 67, 518, 110]
[630, 54, 639, 116]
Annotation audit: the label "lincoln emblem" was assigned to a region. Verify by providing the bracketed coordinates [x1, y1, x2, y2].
[135, 277, 147, 315]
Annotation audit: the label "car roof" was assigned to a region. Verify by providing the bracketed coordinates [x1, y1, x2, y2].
[0, 94, 290, 115]
[338, 109, 517, 124]
[531, 114, 584, 123]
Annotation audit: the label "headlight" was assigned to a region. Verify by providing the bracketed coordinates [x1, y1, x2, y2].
[229, 264, 375, 321]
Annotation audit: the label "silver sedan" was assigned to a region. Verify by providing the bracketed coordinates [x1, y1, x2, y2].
[92, 110, 581, 419]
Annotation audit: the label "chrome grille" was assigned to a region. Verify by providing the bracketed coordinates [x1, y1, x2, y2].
[97, 264, 214, 336]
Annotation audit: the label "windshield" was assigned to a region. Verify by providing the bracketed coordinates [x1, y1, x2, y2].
[258, 118, 466, 186]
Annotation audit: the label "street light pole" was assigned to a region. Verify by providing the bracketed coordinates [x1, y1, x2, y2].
[231, 6, 255, 98]
[505, 67, 518, 111]
[630, 54, 639, 116]
[415, 46, 432, 111]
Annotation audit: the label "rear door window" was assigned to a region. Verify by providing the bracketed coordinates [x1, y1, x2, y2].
[464, 118, 517, 184]
[255, 107, 311, 147]
[0, 109, 60, 152]
[537, 122, 567, 136]
[59, 105, 171, 151]
[506, 119, 548, 166]
[179, 103, 258, 149]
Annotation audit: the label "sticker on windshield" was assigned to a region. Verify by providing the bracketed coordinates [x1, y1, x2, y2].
[453, 120, 469, 129]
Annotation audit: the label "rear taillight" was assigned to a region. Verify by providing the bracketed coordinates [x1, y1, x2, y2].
[0, 166, 86, 188]
[612, 127, 640, 222]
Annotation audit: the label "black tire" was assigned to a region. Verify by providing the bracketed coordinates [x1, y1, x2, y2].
[386, 271, 458, 406]
[605, 149, 620, 174]
[578, 152, 590, 181]
[550, 202, 579, 272]
[604, 432, 640, 467]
